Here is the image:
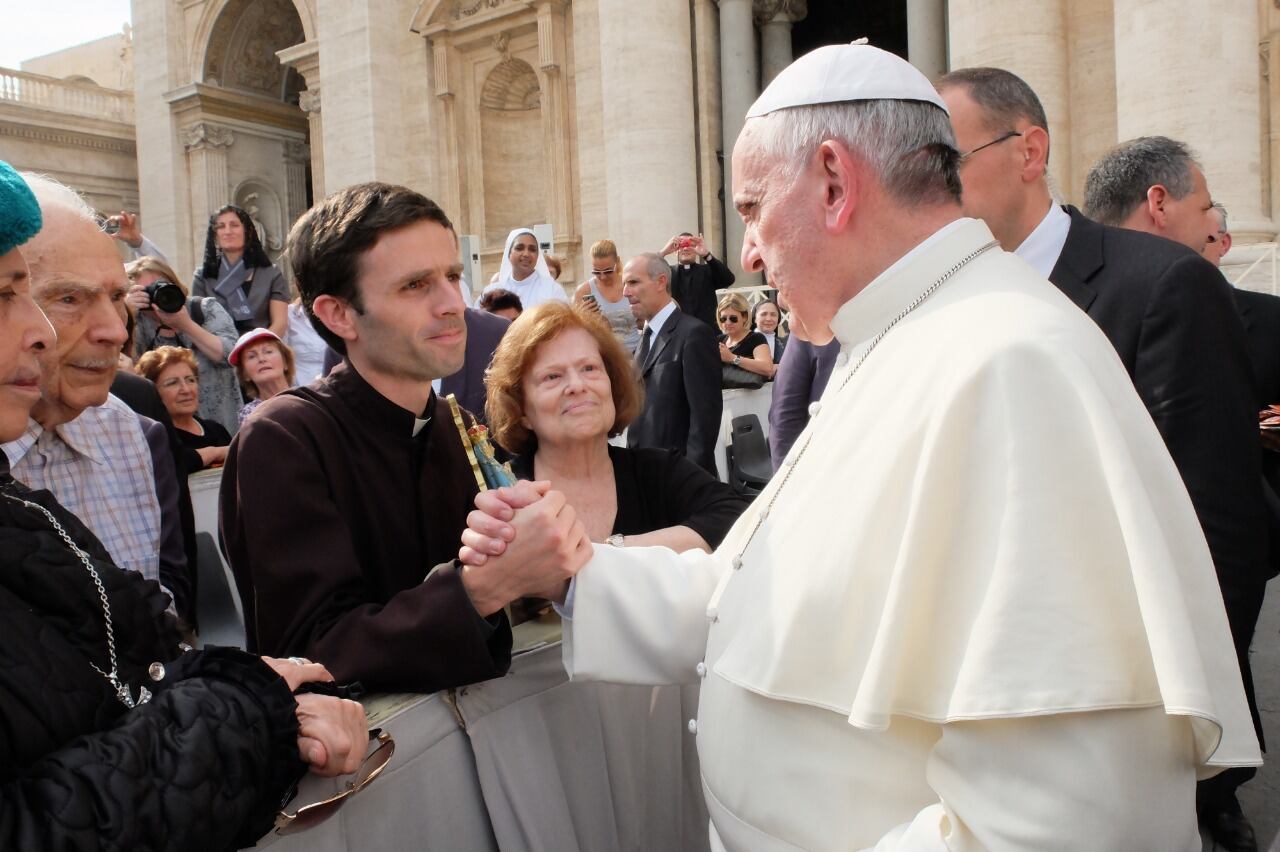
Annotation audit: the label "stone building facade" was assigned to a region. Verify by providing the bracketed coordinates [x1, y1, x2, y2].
[4, 0, 1280, 291]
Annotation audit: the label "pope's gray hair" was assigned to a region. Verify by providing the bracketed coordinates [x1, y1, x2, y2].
[20, 172, 99, 225]
[1083, 136, 1200, 227]
[746, 99, 962, 205]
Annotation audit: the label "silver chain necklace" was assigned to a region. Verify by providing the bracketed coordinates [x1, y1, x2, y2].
[729, 239, 1000, 574]
[3, 493, 152, 710]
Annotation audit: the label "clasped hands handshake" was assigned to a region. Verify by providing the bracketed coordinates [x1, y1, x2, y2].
[457, 481, 595, 617]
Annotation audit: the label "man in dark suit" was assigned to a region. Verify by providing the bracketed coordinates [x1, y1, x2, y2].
[940, 69, 1270, 852]
[622, 251, 721, 473]
[441, 307, 509, 421]
[660, 232, 736, 331]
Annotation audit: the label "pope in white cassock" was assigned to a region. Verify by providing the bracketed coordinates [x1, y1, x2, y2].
[460, 43, 1261, 851]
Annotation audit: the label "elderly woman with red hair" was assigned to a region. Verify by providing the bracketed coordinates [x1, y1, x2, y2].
[486, 301, 746, 551]
[136, 345, 231, 470]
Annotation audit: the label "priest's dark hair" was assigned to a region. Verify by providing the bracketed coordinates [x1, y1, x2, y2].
[285, 182, 454, 354]
[1082, 136, 1199, 227]
[935, 67, 1051, 166]
[750, 99, 962, 206]
[198, 205, 273, 279]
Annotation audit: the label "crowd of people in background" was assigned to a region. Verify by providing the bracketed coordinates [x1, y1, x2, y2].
[0, 41, 1277, 852]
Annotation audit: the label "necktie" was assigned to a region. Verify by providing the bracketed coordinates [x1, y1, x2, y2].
[637, 326, 653, 369]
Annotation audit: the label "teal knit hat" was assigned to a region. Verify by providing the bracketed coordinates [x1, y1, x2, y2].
[0, 161, 42, 256]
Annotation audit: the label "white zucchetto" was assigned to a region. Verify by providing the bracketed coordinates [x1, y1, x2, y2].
[747, 39, 949, 118]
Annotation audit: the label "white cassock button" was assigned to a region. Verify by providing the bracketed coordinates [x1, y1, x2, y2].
[731, 555, 743, 570]
[758, 507, 769, 521]
[808, 401, 821, 417]
[696, 662, 707, 678]
[687, 719, 698, 735]
[835, 352, 849, 368]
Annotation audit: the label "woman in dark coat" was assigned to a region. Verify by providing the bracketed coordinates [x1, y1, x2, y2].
[191, 205, 290, 337]
[0, 161, 366, 850]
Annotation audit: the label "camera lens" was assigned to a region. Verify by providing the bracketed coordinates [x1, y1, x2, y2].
[144, 281, 186, 313]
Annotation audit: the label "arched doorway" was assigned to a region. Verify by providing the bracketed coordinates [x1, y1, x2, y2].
[172, 0, 310, 263]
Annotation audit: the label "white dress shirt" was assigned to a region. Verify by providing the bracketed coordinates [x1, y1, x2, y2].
[1013, 202, 1072, 278]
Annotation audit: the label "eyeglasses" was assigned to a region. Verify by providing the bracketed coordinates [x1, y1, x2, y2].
[959, 130, 1022, 161]
[591, 267, 616, 277]
[719, 314, 740, 323]
[274, 729, 395, 835]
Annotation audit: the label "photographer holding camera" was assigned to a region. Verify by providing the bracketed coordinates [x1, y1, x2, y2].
[126, 256, 241, 434]
[659, 232, 735, 332]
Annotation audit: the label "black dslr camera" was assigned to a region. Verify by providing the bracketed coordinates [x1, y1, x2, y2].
[144, 280, 186, 314]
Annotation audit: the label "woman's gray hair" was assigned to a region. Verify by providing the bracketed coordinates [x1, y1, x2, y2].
[1083, 136, 1199, 227]
[18, 172, 100, 224]
[746, 99, 962, 205]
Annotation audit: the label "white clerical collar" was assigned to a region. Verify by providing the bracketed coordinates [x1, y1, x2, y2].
[645, 299, 679, 339]
[830, 217, 997, 349]
[1014, 203, 1071, 278]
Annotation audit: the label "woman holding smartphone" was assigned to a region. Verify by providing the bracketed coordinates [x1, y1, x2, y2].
[573, 239, 640, 355]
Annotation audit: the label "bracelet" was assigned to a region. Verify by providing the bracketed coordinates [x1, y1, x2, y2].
[605, 533, 625, 547]
[732, 355, 742, 366]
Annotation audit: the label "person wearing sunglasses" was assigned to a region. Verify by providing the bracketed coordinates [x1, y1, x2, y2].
[573, 238, 641, 354]
[716, 293, 774, 383]
[0, 161, 370, 850]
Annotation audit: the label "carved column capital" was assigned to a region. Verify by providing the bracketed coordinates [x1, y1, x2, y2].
[754, 0, 806, 24]
[284, 139, 311, 163]
[298, 88, 322, 115]
[181, 122, 234, 151]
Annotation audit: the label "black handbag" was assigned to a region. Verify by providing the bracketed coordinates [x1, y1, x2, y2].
[722, 363, 765, 390]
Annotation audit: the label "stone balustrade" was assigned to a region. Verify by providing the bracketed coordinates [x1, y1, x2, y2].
[0, 66, 134, 124]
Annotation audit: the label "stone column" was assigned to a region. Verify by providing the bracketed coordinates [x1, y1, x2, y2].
[278, 41, 325, 199]
[1114, 0, 1274, 242]
[283, 140, 310, 223]
[598, 0, 700, 256]
[297, 90, 325, 199]
[759, 1, 806, 85]
[537, 0, 574, 235]
[717, 0, 758, 275]
[424, 31, 462, 224]
[948, 0, 1072, 198]
[181, 122, 233, 247]
[907, 0, 947, 80]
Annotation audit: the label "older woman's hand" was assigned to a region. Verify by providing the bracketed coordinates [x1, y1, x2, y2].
[719, 342, 735, 363]
[262, 655, 335, 693]
[459, 480, 551, 565]
[294, 694, 368, 777]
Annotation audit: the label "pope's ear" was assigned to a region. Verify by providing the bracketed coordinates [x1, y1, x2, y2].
[817, 139, 858, 233]
[311, 294, 359, 346]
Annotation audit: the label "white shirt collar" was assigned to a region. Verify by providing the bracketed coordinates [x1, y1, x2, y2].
[1013, 203, 1072, 278]
[645, 299, 679, 339]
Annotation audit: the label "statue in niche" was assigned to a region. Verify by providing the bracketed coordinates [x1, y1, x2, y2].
[243, 194, 281, 252]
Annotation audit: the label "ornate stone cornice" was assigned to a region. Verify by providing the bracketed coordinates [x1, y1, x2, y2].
[0, 121, 136, 154]
[181, 122, 235, 151]
[455, 0, 506, 19]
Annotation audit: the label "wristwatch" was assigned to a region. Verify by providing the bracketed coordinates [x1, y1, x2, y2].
[606, 533, 626, 547]
[732, 355, 742, 366]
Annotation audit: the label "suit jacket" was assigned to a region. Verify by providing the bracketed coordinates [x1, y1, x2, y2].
[1049, 207, 1270, 594]
[1234, 286, 1280, 579]
[442, 308, 510, 422]
[768, 336, 840, 470]
[628, 306, 722, 474]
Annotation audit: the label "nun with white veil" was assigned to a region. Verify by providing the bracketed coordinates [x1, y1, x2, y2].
[482, 227, 569, 309]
